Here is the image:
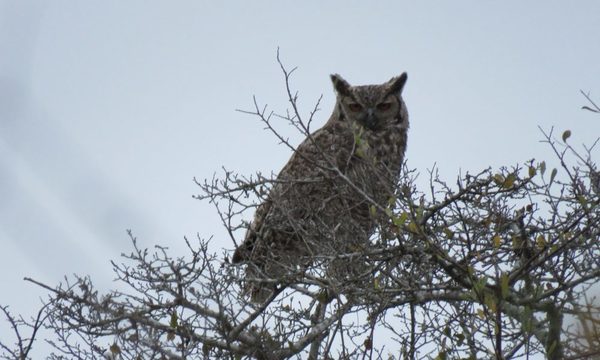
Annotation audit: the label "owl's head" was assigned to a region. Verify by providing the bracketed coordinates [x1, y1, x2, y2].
[330, 73, 408, 131]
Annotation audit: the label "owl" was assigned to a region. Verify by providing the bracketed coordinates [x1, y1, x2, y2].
[233, 73, 409, 302]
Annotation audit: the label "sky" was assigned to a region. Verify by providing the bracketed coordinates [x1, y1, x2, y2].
[1, 1, 600, 356]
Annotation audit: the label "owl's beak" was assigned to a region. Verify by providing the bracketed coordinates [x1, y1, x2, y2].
[365, 109, 379, 130]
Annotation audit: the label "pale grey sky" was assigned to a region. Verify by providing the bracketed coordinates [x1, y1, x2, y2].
[1, 1, 599, 355]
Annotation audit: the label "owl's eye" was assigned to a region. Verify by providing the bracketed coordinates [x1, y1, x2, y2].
[376, 102, 392, 111]
[348, 103, 363, 112]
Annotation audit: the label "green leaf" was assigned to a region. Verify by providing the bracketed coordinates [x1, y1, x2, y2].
[577, 195, 588, 209]
[443, 228, 454, 239]
[202, 343, 212, 356]
[355, 147, 365, 158]
[493, 174, 505, 186]
[435, 351, 448, 360]
[511, 235, 522, 251]
[110, 343, 121, 354]
[548, 340, 558, 354]
[473, 276, 488, 294]
[492, 235, 502, 248]
[170, 312, 178, 328]
[369, 205, 377, 217]
[500, 272, 510, 299]
[317, 289, 329, 302]
[484, 293, 497, 313]
[536, 234, 546, 249]
[502, 173, 517, 189]
[455, 332, 465, 345]
[528, 166, 536, 178]
[443, 325, 452, 337]
[398, 211, 409, 224]
[562, 129, 571, 142]
[549, 168, 558, 184]
[393, 212, 408, 226]
[467, 265, 475, 276]
[363, 337, 372, 350]
[407, 221, 419, 234]
[387, 195, 397, 207]
[521, 305, 534, 333]
[539, 161, 546, 175]
[353, 131, 362, 145]
[476, 308, 485, 319]
[384, 207, 393, 217]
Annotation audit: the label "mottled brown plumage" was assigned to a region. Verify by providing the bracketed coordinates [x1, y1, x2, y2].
[233, 73, 409, 301]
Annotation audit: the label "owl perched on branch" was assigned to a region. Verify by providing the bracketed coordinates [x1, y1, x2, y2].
[233, 73, 409, 302]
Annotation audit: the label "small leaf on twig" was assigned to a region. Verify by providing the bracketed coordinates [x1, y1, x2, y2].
[493, 174, 505, 186]
[364, 336, 372, 350]
[443, 325, 452, 337]
[477, 308, 485, 319]
[562, 130, 571, 142]
[577, 195, 588, 210]
[407, 221, 420, 234]
[393, 212, 408, 227]
[502, 173, 517, 189]
[369, 205, 377, 217]
[110, 343, 121, 354]
[435, 351, 448, 360]
[203, 343, 212, 356]
[536, 234, 546, 249]
[492, 235, 502, 248]
[549, 168, 558, 185]
[539, 161, 546, 175]
[170, 312, 178, 328]
[443, 227, 454, 239]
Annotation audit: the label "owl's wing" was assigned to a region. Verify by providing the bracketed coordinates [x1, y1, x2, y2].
[232, 198, 272, 263]
[278, 124, 354, 175]
[232, 124, 350, 263]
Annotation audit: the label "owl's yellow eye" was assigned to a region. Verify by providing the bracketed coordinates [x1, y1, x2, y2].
[376, 102, 392, 111]
[348, 103, 363, 112]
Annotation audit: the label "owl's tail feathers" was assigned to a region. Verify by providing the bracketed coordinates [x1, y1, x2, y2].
[231, 239, 275, 303]
[250, 284, 275, 304]
[240, 262, 279, 304]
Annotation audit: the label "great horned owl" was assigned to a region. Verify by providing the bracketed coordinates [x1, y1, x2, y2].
[233, 73, 409, 302]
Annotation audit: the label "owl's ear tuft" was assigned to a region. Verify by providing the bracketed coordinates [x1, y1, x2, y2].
[385, 72, 408, 96]
[330, 74, 352, 97]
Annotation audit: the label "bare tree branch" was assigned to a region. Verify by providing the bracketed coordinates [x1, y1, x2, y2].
[2, 60, 600, 360]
